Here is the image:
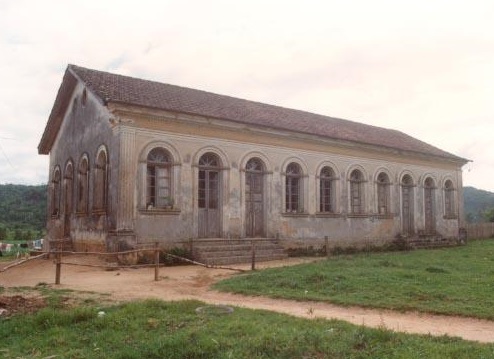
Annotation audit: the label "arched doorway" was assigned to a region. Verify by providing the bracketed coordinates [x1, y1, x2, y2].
[245, 158, 265, 237]
[198, 153, 222, 238]
[401, 175, 414, 236]
[424, 177, 436, 234]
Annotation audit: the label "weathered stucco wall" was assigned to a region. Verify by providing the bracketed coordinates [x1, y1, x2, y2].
[117, 109, 464, 248]
[46, 83, 118, 251]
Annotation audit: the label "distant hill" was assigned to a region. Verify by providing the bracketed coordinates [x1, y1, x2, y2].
[0, 184, 492, 232]
[0, 184, 47, 232]
[463, 186, 494, 223]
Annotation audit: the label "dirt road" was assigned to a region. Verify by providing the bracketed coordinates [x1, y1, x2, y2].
[2, 255, 494, 343]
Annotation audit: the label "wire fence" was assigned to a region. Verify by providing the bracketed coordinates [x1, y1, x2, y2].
[0, 240, 248, 285]
[4, 233, 484, 285]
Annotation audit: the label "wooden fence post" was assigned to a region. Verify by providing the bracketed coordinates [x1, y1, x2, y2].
[154, 242, 160, 281]
[325, 236, 329, 257]
[251, 239, 256, 271]
[55, 241, 62, 285]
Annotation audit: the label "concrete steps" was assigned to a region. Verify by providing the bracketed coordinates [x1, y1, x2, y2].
[192, 238, 287, 266]
[407, 236, 458, 249]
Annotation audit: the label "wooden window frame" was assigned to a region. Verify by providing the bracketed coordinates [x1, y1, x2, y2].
[319, 166, 335, 213]
[443, 180, 457, 219]
[93, 148, 108, 213]
[349, 169, 364, 215]
[76, 156, 89, 215]
[146, 148, 173, 209]
[285, 162, 303, 213]
[51, 167, 61, 218]
[377, 172, 391, 216]
[63, 161, 74, 216]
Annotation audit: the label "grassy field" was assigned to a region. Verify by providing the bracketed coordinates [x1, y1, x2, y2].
[214, 239, 494, 319]
[1, 292, 493, 359]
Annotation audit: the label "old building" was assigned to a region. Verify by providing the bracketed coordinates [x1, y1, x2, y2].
[38, 64, 468, 256]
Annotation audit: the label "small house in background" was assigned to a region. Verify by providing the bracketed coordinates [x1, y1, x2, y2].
[38, 65, 468, 261]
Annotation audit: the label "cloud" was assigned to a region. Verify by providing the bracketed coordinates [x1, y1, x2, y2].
[0, 0, 493, 193]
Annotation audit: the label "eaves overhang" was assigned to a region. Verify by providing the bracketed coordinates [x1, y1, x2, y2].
[37, 68, 78, 155]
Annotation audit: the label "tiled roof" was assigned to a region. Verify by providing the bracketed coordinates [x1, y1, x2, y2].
[67, 64, 465, 162]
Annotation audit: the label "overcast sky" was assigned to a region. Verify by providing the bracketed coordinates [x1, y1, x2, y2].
[0, 0, 493, 191]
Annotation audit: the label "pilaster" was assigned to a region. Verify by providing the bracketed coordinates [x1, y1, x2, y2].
[116, 126, 136, 231]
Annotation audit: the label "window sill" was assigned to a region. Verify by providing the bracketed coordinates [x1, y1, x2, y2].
[347, 213, 371, 218]
[139, 208, 181, 215]
[374, 213, 394, 219]
[443, 215, 458, 220]
[315, 212, 342, 218]
[281, 212, 309, 217]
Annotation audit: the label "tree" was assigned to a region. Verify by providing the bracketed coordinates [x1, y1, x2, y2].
[0, 184, 47, 231]
[465, 212, 475, 224]
[483, 208, 494, 223]
[0, 225, 7, 241]
[22, 229, 33, 242]
[14, 228, 22, 241]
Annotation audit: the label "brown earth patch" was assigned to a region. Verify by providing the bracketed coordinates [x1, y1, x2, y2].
[0, 294, 46, 317]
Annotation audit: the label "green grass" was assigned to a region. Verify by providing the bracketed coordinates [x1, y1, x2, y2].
[1, 297, 494, 358]
[214, 239, 494, 319]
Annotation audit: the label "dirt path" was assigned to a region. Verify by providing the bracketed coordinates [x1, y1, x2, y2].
[2, 256, 494, 343]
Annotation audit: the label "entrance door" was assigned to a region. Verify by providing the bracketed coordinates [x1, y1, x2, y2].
[245, 158, 264, 237]
[424, 178, 435, 234]
[198, 153, 221, 238]
[401, 175, 414, 236]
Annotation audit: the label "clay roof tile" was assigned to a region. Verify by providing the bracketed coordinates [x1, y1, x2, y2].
[66, 64, 465, 162]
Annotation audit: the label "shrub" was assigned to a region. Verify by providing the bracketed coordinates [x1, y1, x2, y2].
[160, 247, 193, 266]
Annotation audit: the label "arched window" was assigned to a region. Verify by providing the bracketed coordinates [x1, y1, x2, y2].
[444, 180, 456, 218]
[77, 156, 89, 214]
[286, 162, 303, 212]
[424, 177, 436, 233]
[63, 162, 74, 237]
[199, 152, 220, 168]
[63, 162, 74, 216]
[350, 169, 364, 214]
[52, 167, 61, 216]
[319, 166, 335, 213]
[146, 148, 172, 208]
[93, 149, 108, 211]
[377, 172, 390, 215]
[246, 158, 264, 172]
